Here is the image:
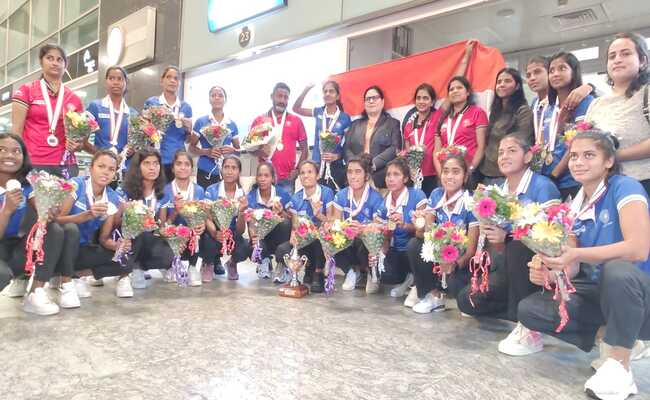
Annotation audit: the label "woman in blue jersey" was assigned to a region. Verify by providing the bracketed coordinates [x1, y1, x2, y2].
[57, 150, 131, 298]
[189, 85, 240, 189]
[162, 150, 206, 286]
[144, 66, 193, 182]
[275, 160, 335, 293]
[292, 81, 352, 191]
[373, 158, 427, 295]
[329, 153, 384, 293]
[456, 134, 560, 354]
[118, 148, 173, 289]
[85, 66, 137, 184]
[517, 129, 650, 400]
[246, 162, 292, 282]
[541, 52, 595, 200]
[203, 156, 250, 281]
[406, 153, 479, 313]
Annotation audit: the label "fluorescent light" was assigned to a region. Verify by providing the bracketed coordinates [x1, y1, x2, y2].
[571, 46, 599, 61]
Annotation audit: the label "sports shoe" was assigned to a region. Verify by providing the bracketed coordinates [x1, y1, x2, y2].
[310, 272, 325, 293]
[131, 269, 147, 289]
[88, 277, 104, 287]
[498, 322, 543, 356]
[365, 273, 379, 294]
[258, 258, 271, 279]
[592, 340, 650, 370]
[201, 263, 214, 283]
[227, 261, 239, 280]
[342, 270, 358, 291]
[74, 278, 92, 298]
[413, 292, 446, 313]
[214, 260, 225, 275]
[273, 263, 290, 284]
[48, 276, 61, 289]
[585, 358, 638, 400]
[390, 273, 414, 297]
[404, 286, 419, 308]
[116, 276, 134, 298]
[356, 271, 367, 289]
[162, 268, 176, 283]
[2, 278, 28, 298]
[23, 287, 59, 316]
[188, 265, 202, 287]
[58, 281, 81, 309]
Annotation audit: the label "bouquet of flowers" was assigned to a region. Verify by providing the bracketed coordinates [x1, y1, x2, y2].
[23, 171, 77, 275]
[241, 122, 274, 152]
[208, 198, 240, 260]
[178, 200, 209, 255]
[292, 216, 319, 249]
[318, 130, 342, 189]
[113, 200, 158, 265]
[200, 123, 232, 179]
[244, 208, 284, 262]
[529, 143, 553, 173]
[436, 144, 467, 163]
[561, 121, 593, 146]
[319, 219, 359, 294]
[359, 223, 388, 284]
[128, 115, 162, 150]
[61, 109, 99, 178]
[405, 146, 425, 189]
[142, 105, 175, 132]
[512, 202, 576, 332]
[420, 221, 468, 289]
[159, 224, 193, 287]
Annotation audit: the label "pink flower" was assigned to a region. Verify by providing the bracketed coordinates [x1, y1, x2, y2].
[177, 226, 192, 237]
[297, 225, 307, 236]
[343, 227, 357, 239]
[164, 226, 176, 236]
[477, 197, 497, 218]
[441, 245, 460, 263]
[263, 209, 273, 219]
[442, 221, 456, 229]
[512, 225, 530, 240]
[434, 229, 446, 240]
[575, 121, 592, 131]
[450, 232, 463, 243]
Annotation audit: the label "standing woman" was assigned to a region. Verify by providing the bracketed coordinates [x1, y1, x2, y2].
[543, 52, 594, 199]
[434, 77, 488, 188]
[403, 84, 442, 196]
[344, 86, 402, 189]
[144, 66, 193, 182]
[12, 44, 84, 178]
[479, 68, 533, 185]
[292, 81, 352, 191]
[586, 32, 650, 196]
[118, 148, 173, 289]
[189, 85, 240, 189]
[330, 154, 384, 292]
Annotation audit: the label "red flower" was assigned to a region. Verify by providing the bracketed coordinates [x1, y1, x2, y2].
[177, 226, 192, 237]
[450, 232, 464, 243]
[434, 229, 446, 240]
[143, 124, 157, 137]
[61, 182, 74, 191]
[164, 226, 176, 236]
[575, 121, 592, 131]
[442, 221, 456, 228]
[512, 225, 530, 240]
[143, 216, 156, 229]
[324, 233, 333, 241]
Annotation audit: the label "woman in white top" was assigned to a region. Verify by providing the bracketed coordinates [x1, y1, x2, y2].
[586, 32, 650, 195]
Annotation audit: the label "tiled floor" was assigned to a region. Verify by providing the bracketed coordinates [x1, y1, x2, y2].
[1, 262, 648, 400]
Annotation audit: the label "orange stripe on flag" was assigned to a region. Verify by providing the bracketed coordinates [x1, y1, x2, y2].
[330, 41, 505, 116]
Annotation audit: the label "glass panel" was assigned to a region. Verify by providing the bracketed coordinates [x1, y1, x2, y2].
[74, 82, 97, 106]
[30, 33, 58, 72]
[7, 1, 27, 60]
[7, 52, 27, 82]
[61, 9, 97, 54]
[0, 113, 11, 134]
[63, 0, 98, 25]
[32, 0, 60, 44]
[0, 65, 5, 85]
[8, 0, 25, 16]
[0, 0, 8, 22]
[0, 21, 6, 64]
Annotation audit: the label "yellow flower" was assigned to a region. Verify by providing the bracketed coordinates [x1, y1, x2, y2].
[332, 232, 346, 248]
[509, 203, 523, 221]
[531, 221, 562, 244]
[183, 204, 198, 213]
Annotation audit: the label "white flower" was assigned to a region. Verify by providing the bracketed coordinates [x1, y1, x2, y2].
[5, 179, 21, 191]
[253, 209, 265, 220]
[420, 240, 436, 263]
[332, 219, 342, 232]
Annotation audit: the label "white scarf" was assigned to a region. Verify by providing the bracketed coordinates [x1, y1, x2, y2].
[172, 179, 194, 201]
[385, 187, 409, 216]
[570, 179, 607, 222]
[217, 181, 245, 200]
[434, 190, 466, 220]
[86, 177, 117, 216]
[321, 107, 340, 134]
[159, 93, 180, 118]
[257, 185, 277, 208]
[348, 184, 369, 219]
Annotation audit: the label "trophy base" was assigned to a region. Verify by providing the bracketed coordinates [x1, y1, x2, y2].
[278, 284, 309, 298]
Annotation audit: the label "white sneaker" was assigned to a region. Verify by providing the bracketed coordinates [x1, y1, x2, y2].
[58, 281, 81, 309]
[403, 286, 419, 308]
[131, 269, 147, 289]
[498, 322, 543, 356]
[2, 278, 28, 298]
[593, 340, 650, 370]
[162, 268, 176, 283]
[413, 292, 446, 313]
[188, 265, 202, 287]
[74, 278, 92, 298]
[585, 358, 638, 400]
[23, 287, 59, 316]
[342, 270, 358, 291]
[258, 258, 271, 279]
[88, 277, 104, 287]
[390, 273, 414, 298]
[365, 273, 379, 294]
[116, 276, 134, 298]
[48, 276, 61, 289]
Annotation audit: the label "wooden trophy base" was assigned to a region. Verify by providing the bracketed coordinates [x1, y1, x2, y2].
[278, 284, 309, 298]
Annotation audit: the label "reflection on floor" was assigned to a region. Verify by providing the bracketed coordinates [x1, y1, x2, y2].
[1, 261, 648, 400]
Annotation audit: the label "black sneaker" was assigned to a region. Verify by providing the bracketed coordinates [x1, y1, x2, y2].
[214, 260, 225, 275]
[310, 272, 324, 293]
[355, 271, 367, 289]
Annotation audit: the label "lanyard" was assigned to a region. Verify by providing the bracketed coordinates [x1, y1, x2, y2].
[40, 79, 65, 146]
[322, 107, 340, 133]
[172, 180, 194, 201]
[107, 96, 126, 146]
[271, 110, 287, 153]
[548, 98, 561, 152]
[412, 116, 429, 147]
[348, 184, 369, 219]
[446, 105, 468, 146]
[533, 98, 549, 145]
[573, 181, 608, 221]
[144, 192, 157, 212]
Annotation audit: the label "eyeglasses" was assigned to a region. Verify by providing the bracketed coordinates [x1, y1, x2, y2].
[364, 95, 381, 103]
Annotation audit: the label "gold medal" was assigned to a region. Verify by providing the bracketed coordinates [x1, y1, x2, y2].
[545, 153, 554, 165]
[276, 142, 284, 151]
[388, 221, 396, 231]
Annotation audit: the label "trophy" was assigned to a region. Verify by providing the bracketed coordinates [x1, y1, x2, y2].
[278, 246, 309, 298]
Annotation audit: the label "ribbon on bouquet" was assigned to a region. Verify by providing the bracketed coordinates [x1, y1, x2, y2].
[468, 233, 491, 307]
[320, 161, 339, 191]
[369, 252, 386, 284]
[324, 255, 337, 295]
[542, 267, 576, 333]
[111, 229, 129, 266]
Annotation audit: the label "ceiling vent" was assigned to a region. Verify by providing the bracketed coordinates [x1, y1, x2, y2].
[548, 4, 609, 32]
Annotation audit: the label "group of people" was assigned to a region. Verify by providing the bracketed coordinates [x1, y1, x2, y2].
[1, 32, 649, 400]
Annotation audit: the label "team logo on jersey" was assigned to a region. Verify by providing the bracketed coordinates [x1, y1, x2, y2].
[598, 209, 610, 225]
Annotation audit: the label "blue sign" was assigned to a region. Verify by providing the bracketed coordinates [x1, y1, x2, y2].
[208, 0, 288, 32]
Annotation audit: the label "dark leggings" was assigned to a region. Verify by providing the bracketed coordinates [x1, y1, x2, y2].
[381, 248, 411, 285]
[318, 159, 347, 192]
[253, 219, 292, 260]
[408, 237, 469, 298]
[75, 244, 131, 279]
[456, 240, 538, 322]
[200, 232, 250, 265]
[519, 261, 650, 352]
[197, 170, 221, 190]
[0, 236, 27, 290]
[420, 175, 438, 198]
[275, 240, 325, 275]
[33, 222, 80, 283]
[129, 231, 174, 271]
[333, 237, 369, 274]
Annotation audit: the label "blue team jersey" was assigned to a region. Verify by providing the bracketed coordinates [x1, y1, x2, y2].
[144, 95, 193, 165]
[246, 186, 291, 210]
[69, 177, 121, 245]
[205, 182, 246, 231]
[541, 95, 594, 189]
[312, 106, 351, 163]
[571, 175, 650, 277]
[501, 168, 561, 206]
[331, 185, 384, 224]
[428, 188, 478, 230]
[162, 181, 205, 225]
[286, 184, 335, 225]
[375, 187, 427, 251]
[116, 186, 171, 218]
[192, 115, 239, 176]
[87, 97, 138, 154]
[1, 184, 32, 239]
